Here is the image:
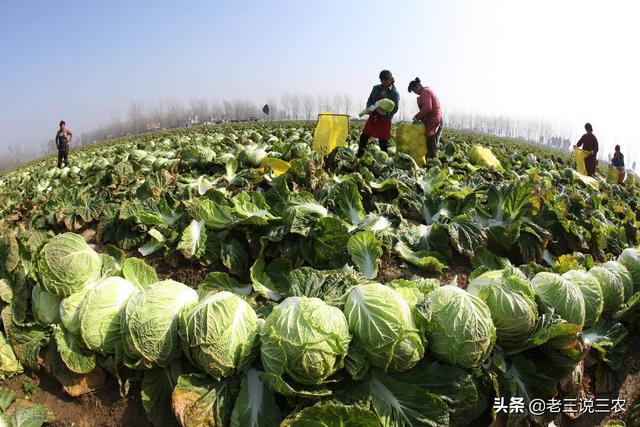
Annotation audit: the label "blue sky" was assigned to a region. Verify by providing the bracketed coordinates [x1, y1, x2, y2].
[2, 0, 639, 163]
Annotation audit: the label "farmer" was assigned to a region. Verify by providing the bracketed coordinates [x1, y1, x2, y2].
[574, 123, 598, 177]
[356, 70, 400, 157]
[611, 145, 625, 184]
[55, 120, 72, 168]
[408, 78, 443, 159]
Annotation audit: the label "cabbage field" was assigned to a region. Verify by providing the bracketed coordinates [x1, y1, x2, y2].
[1, 121, 640, 426]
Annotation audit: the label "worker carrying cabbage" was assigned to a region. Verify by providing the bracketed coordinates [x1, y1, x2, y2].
[356, 70, 399, 157]
[408, 77, 443, 159]
[611, 145, 625, 184]
[573, 122, 599, 177]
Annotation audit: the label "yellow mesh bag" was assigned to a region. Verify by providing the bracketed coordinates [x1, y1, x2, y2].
[312, 113, 350, 157]
[396, 123, 427, 166]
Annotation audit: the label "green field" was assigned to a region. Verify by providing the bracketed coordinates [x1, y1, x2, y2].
[0, 122, 639, 426]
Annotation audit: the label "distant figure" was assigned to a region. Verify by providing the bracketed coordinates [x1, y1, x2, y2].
[633, 161, 636, 171]
[408, 77, 443, 159]
[357, 70, 400, 157]
[611, 145, 625, 184]
[55, 120, 72, 168]
[574, 123, 598, 176]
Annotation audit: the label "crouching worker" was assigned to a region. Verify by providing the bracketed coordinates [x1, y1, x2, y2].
[357, 70, 400, 157]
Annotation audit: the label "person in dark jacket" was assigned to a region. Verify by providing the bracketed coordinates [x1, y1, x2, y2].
[574, 122, 598, 176]
[611, 145, 625, 184]
[357, 70, 400, 157]
[55, 120, 72, 168]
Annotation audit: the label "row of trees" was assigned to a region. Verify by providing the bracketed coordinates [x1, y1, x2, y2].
[3, 95, 597, 172]
[446, 111, 575, 153]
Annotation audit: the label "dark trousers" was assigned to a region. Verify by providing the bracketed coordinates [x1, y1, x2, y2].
[57, 149, 69, 168]
[357, 133, 388, 157]
[426, 123, 443, 159]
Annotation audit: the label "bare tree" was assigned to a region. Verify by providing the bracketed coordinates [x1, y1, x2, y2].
[166, 99, 185, 128]
[266, 97, 279, 121]
[291, 93, 301, 120]
[152, 102, 165, 128]
[189, 98, 209, 124]
[281, 92, 292, 120]
[128, 101, 145, 133]
[316, 94, 324, 115]
[332, 94, 344, 114]
[210, 101, 224, 122]
[302, 94, 315, 120]
[343, 93, 353, 116]
[222, 100, 233, 121]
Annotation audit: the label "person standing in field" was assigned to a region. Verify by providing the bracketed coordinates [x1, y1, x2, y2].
[55, 120, 72, 168]
[574, 123, 598, 177]
[356, 70, 400, 157]
[611, 144, 625, 184]
[408, 78, 443, 159]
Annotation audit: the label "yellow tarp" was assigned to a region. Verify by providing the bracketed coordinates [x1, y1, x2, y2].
[574, 147, 589, 175]
[312, 113, 350, 157]
[396, 123, 427, 166]
[260, 158, 290, 176]
[469, 145, 502, 170]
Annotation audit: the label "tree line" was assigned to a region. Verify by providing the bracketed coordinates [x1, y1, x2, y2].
[2, 94, 589, 172]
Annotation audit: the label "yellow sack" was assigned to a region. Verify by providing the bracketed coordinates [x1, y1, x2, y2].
[312, 113, 350, 157]
[396, 123, 427, 167]
[607, 165, 624, 184]
[469, 145, 502, 170]
[574, 147, 589, 175]
[260, 158, 290, 176]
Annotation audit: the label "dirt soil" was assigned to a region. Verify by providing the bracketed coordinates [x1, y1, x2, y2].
[2, 371, 150, 427]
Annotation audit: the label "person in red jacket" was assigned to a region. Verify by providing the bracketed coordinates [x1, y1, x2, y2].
[574, 123, 599, 176]
[408, 78, 443, 159]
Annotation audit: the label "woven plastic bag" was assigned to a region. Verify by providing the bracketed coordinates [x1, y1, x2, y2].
[574, 147, 589, 175]
[312, 113, 349, 157]
[396, 123, 427, 166]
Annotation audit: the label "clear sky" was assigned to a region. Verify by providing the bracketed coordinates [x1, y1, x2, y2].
[2, 0, 639, 164]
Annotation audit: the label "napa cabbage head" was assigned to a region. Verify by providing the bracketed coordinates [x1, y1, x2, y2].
[32, 284, 62, 326]
[180, 291, 259, 379]
[122, 280, 198, 368]
[79, 276, 140, 354]
[426, 285, 496, 368]
[588, 266, 625, 313]
[59, 281, 97, 335]
[531, 272, 585, 326]
[562, 270, 603, 327]
[260, 296, 350, 385]
[618, 248, 640, 290]
[37, 232, 102, 296]
[343, 282, 425, 372]
[604, 261, 634, 301]
[467, 267, 538, 346]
